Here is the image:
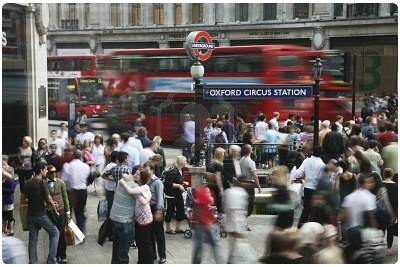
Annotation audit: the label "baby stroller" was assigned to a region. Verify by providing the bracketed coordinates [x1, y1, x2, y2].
[183, 187, 227, 239]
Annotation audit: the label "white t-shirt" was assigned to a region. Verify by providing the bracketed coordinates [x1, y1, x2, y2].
[57, 129, 69, 142]
[139, 148, 156, 167]
[342, 189, 376, 229]
[255, 121, 268, 141]
[269, 118, 279, 131]
[135, 185, 153, 225]
[223, 186, 248, 233]
[92, 144, 105, 166]
[77, 132, 95, 145]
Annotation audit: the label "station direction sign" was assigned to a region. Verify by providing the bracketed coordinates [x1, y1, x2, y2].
[203, 84, 313, 100]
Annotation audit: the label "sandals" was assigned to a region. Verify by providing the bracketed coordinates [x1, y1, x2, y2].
[165, 230, 176, 234]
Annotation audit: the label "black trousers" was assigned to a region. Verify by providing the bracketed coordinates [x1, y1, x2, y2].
[150, 206, 166, 260]
[55, 212, 66, 259]
[72, 189, 87, 233]
[165, 195, 185, 223]
[298, 188, 315, 227]
[135, 222, 154, 264]
[242, 183, 255, 217]
[105, 190, 114, 218]
[18, 169, 33, 194]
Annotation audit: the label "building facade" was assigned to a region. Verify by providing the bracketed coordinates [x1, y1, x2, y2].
[3, 3, 49, 154]
[46, 3, 397, 94]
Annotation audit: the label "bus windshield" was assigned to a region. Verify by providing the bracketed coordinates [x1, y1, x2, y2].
[79, 78, 103, 103]
[48, 78, 76, 102]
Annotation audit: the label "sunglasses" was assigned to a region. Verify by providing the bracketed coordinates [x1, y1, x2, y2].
[49, 170, 57, 173]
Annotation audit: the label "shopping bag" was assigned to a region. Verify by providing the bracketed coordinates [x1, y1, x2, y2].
[97, 199, 108, 222]
[68, 220, 85, 245]
[64, 225, 75, 246]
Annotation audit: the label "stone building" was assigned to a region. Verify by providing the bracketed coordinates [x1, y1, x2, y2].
[46, 3, 397, 93]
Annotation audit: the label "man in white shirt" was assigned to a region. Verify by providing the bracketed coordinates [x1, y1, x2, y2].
[48, 130, 66, 157]
[268, 112, 280, 131]
[339, 174, 377, 232]
[56, 122, 69, 142]
[76, 123, 95, 146]
[291, 145, 325, 227]
[139, 141, 156, 167]
[363, 140, 384, 173]
[182, 114, 195, 162]
[61, 150, 90, 233]
[255, 114, 268, 141]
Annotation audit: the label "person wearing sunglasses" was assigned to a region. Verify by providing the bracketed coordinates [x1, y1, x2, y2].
[46, 165, 71, 264]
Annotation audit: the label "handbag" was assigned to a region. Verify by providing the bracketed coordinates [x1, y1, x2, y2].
[64, 224, 75, 246]
[97, 199, 108, 222]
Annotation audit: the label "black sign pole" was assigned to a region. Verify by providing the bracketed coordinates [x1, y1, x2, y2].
[352, 54, 357, 121]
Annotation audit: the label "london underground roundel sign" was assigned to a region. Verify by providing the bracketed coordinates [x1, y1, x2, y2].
[185, 31, 215, 61]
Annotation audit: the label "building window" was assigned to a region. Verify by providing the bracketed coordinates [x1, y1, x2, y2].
[215, 3, 224, 23]
[390, 4, 398, 16]
[68, 3, 76, 20]
[84, 3, 90, 28]
[347, 4, 379, 18]
[111, 4, 120, 27]
[293, 3, 309, 19]
[153, 4, 164, 25]
[131, 3, 141, 25]
[263, 3, 277, 20]
[235, 3, 249, 21]
[174, 4, 182, 25]
[57, 4, 61, 28]
[333, 3, 343, 17]
[192, 4, 203, 24]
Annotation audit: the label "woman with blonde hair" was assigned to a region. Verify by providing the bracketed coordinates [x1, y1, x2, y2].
[17, 136, 35, 192]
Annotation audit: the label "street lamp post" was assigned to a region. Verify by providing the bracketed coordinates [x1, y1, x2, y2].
[190, 59, 205, 167]
[313, 58, 322, 149]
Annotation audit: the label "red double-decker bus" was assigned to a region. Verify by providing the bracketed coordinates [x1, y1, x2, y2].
[103, 45, 353, 143]
[48, 55, 99, 76]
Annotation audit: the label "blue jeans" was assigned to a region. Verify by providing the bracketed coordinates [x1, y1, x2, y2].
[191, 223, 221, 264]
[111, 220, 134, 264]
[28, 215, 60, 264]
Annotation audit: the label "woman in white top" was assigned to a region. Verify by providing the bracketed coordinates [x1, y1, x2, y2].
[91, 135, 106, 194]
[120, 170, 153, 264]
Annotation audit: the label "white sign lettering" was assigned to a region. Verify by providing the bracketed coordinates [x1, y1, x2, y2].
[2, 32, 7, 46]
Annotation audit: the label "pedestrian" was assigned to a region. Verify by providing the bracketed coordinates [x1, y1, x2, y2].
[76, 122, 95, 146]
[45, 165, 71, 264]
[137, 127, 153, 148]
[335, 115, 344, 134]
[206, 147, 225, 213]
[322, 123, 344, 163]
[313, 224, 344, 264]
[381, 139, 398, 182]
[153, 136, 166, 170]
[358, 211, 386, 263]
[224, 178, 248, 263]
[134, 113, 146, 133]
[127, 132, 144, 152]
[268, 112, 280, 131]
[101, 151, 118, 218]
[287, 125, 300, 152]
[120, 132, 140, 170]
[378, 123, 397, 147]
[291, 145, 325, 227]
[61, 150, 90, 233]
[45, 144, 63, 173]
[57, 122, 69, 143]
[255, 114, 268, 164]
[235, 116, 247, 143]
[319, 120, 331, 145]
[209, 121, 228, 151]
[259, 227, 305, 263]
[381, 168, 398, 256]
[164, 156, 187, 234]
[24, 161, 60, 264]
[68, 123, 80, 145]
[104, 134, 122, 162]
[17, 136, 35, 193]
[35, 138, 50, 164]
[222, 145, 242, 189]
[191, 177, 222, 264]
[49, 129, 66, 157]
[222, 113, 236, 143]
[108, 168, 139, 264]
[203, 118, 213, 142]
[143, 161, 166, 264]
[91, 135, 106, 195]
[120, 170, 153, 264]
[2, 155, 17, 236]
[335, 160, 356, 204]
[139, 141, 156, 167]
[298, 222, 325, 263]
[239, 144, 262, 229]
[264, 122, 279, 168]
[338, 174, 377, 238]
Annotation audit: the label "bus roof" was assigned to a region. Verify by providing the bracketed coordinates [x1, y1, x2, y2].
[48, 55, 96, 59]
[111, 45, 309, 56]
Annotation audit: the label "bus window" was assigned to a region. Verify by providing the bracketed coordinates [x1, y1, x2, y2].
[79, 78, 99, 103]
[80, 59, 92, 71]
[277, 55, 301, 67]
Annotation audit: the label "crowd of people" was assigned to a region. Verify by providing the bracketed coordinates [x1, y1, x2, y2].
[2, 93, 398, 264]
